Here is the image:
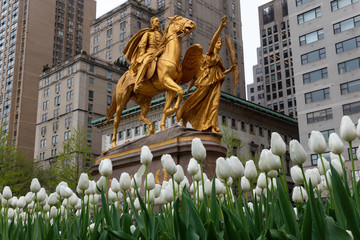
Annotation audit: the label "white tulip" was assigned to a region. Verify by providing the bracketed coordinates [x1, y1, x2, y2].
[289, 140, 307, 165]
[241, 177, 251, 192]
[154, 184, 161, 198]
[204, 179, 212, 196]
[308, 131, 327, 154]
[161, 154, 177, 175]
[347, 230, 354, 240]
[193, 167, 202, 182]
[305, 168, 321, 187]
[130, 225, 136, 234]
[140, 145, 153, 165]
[216, 157, 230, 181]
[340, 116, 356, 142]
[131, 173, 142, 189]
[180, 176, 190, 190]
[120, 173, 131, 191]
[10, 197, 17, 208]
[328, 133, 344, 155]
[226, 156, 244, 179]
[60, 186, 73, 199]
[326, 170, 332, 189]
[174, 165, 185, 184]
[292, 186, 307, 203]
[267, 170, 278, 178]
[290, 166, 304, 185]
[8, 208, 15, 219]
[271, 132, 286, 156]
[85, 181, 96, 195]
[2, 186, 12, 200]
[215, 178, 226, 195]
[43, 203, 50, 212]
[17, 196, 26, 209]
[78, 173, 89, 191]
[25, 192, 34, 204]
[146, 173, 156, 190]
[30, 178, 41, 193]
[268, 178, 277, 190]
[317, 158, 330, 175]
[357, 147, 360, 162]
[69, 194, 79, 207]
[331, 158, 343, 178]
[50, 206, 57, 218]
[56, 182, 68, 196]
[37, 188, 47, 202]
[97, 176, 107, 193]
[244, 160, 257, 180]
[259, 149, 272, 173]
[99, 158, 113, 177]
[111, 178, 121, 193]
[108, 189, 117, 202]
[187, 158, 199, 176]
[257, 173, 267, 189]
[191, 138, 206, 162]
[330, 152, 346, 163]
[164, 185, 174, 203]
[357, 119, 360, 139]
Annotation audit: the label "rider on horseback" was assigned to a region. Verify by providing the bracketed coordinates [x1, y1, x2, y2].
[123, 17, 164, 93]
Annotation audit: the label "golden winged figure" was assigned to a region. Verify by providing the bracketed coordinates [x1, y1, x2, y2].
[176, 16, 238, 134]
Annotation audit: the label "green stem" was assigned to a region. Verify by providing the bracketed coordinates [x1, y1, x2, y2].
[171, 176, 176, 201]
[349, 141, 360, 210]
[199, 162, 206, 202]
[192, 176, 196, 205]
[280, 156, 289, 196]
[299, 164, 309, 193]
[319, 154, 331, 192]
[145, 165, 148, 207]
[338, 154, 347, 182]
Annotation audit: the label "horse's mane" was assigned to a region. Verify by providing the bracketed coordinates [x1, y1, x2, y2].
[159, 15, 180, 47]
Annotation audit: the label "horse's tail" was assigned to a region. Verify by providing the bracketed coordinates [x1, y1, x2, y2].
[105, 87, 118, 124]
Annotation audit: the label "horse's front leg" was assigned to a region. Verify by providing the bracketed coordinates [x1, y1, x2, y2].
[160, 90, 176, 130]
[138, 98, 154, 134]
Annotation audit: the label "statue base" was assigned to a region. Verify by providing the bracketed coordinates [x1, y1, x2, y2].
[91, 126, 226, 182]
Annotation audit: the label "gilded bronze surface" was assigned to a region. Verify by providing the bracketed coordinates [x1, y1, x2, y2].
[106, 16, 196, 147]
[176, 16, 237, 133]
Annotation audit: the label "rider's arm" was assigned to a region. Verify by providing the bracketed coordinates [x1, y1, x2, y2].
[208, 16, 227, 55]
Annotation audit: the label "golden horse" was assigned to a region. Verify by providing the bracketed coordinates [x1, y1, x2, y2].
[106, 16, 196, 147]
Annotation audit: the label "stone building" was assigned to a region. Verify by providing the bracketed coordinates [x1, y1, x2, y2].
[0, 0, 96, 158]
[288, 0, 360, 167]
[90, 0, 246, 98]
[34, 54, 125, 165]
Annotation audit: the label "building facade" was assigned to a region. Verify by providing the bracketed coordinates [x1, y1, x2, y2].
[288, 0, 360, 167]
[0, 0, 95, 158]
[247, 0, 297, 118]
[90, 0, 246, 98]
[34, 54, 124, 164]
[247, 48, 265, 106]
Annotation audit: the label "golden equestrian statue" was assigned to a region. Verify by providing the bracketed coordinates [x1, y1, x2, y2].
[106, 16, 196, 148]
[176, 16, 238, 133]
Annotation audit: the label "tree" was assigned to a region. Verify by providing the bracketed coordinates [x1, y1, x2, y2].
[0, 129, 33, 196]
[220, 123, 244, 158]
[52, 128, 94, 190]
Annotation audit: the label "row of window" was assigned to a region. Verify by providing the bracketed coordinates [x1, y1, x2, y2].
[311, 147, 358, 166]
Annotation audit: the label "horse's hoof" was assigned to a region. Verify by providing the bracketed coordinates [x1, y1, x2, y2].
[161, 126, 166, 131]
[165, 108, 176, 115]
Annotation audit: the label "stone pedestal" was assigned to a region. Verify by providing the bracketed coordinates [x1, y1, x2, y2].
[91, 126, 226, 182]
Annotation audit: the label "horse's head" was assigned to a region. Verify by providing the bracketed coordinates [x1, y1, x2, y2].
[167, 15, 196, 37]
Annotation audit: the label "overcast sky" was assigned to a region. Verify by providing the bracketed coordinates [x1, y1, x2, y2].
[95, 0, 271, 88]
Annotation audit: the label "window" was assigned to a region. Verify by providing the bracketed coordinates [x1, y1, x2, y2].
[89, 77, 94, 86]
[250, 124, 254, 133]
[297, 7, 321, 24]
[241, 122, 245, 130]
[301, 48, 326, 65]
[40, 152, 45, 161]
[331, 0, 358, 11]
[53, 109, 60, 118]
[336, 36, 360, 53]
[338, 57, 360, 74]
[222, 116, 227, 125]
[299, 29, 324, 46]
[66, 90, 73, 100]
[88, 103, 93, 112]
[231, 118, 236, 128]
[120, 21, 126, 30]
[41, 126, 47, 136]
[43, 101, 49, 110]
[54, 96, 61, 106]
[126, 128, 132, 137]
[303, 67, 328, 84]
[107, 71, 112, 79]
[348, 147, 358, 160]
[64, 131, 71, 141]
[40, 139, 46, 148]
[93, 46, 99, 53]
[311, 153, 331, 166]
[107, 28, 112, 37]
[120, 32, 126, 41]
[320, 129, 335, 142]
[65, 117, 72, 128]
[89, 90, 94, 100]
[341, 79, 360, 95]
[135, 126, 140, 135]
[118, 131, 124, 139]
[106, 39, 112, 47]
[107, 95, 112, 105]
[306, 108, 333, 124]
[52, 135, 59, 145]
[305, 88, 330, 103]
[343, 101, 360, 115]
[333, 15, 360, 34]
[66, 104, 72, 113]
[88, 117, 92, 127]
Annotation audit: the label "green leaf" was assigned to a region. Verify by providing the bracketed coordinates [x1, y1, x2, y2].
[105, 226, 137, 240]
[101, 189, 113, 229]
[301, 201, 312, 240]
[183, 193, 206, 240]
[325, 216, 352, 240]
[210, 178, 220, 231]
[222, 206, 237, 239]
[205, 220, 217, 240]
[174, 198, 187, 239]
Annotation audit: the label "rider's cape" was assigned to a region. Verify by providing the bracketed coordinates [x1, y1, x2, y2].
[123, 28, 151, 64]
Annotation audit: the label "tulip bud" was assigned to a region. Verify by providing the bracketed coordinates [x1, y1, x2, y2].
[48, 193, 59, 206]
[131, 173, 142, 189]
[328, 133, 344, 155]
[120, 173, 131, 191]
[289, 140, 307, 165]
[216, 157, 230, 181]
[240, 177, 250, 191]
[226, 156, 244, 180]
[154, 184, 161, 198]
[193, 166, 202, 182]
[17, 196, 26, 209]
[108, 189, 117, 202]
[257, 173, 267, 189]
[215, 178, 225, 195]
[259, 149, 272, 173]
[191, 138, 206, 162]
[69, 194, 79, 207]
[308, 131, 326, 154]
[140, 146, 153, 165]
[60, 186, 73, 199]
[78, 173, 89, 191]
[305, 168, 321, 187]
[96, 176, 107, 193]
[292, 186, 307, 203]
[326, 170, 332, 189]
[317, 158, 330, 175]
[244, 160, 257, 180]
[30, 178, 41, 193]
[347, 230, 354, 240]
[99, 158, 112, 177]
[2, 186, 12, 200]
[37, 188, 47, 202]
[290, 166, 304, 185]
[271, 132, 286, 156]
[330, 152, 345, 163]
[164, 185, 174, 203]
[204, 179, 212, 196]
[331, 158, 343, 178]
[187, 158, 199, 176]
[161, 154, 177, 175]
[267, 170, 278, 178]
[56, 182, 68, 196]
[180, 177, 190, 190]
[340, 116, 356, 142]
[174, 165, 184, 184]
[268, 178, 277, 190]
[130, 225, 136, 234]
[357, 119, 360, 139]
[146, 173, 156, 190]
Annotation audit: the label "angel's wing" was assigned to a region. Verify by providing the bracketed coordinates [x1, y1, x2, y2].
[178, 44, 205, 85]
